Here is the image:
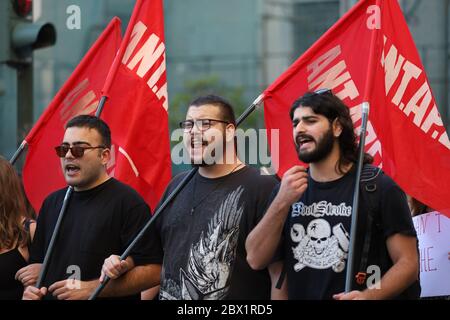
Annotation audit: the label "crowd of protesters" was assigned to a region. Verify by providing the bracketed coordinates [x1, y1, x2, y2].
[1, 92, 448, 300]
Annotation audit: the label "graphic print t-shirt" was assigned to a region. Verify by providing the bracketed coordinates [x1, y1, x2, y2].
[281, 167, 418, 299]
[149, 166, 278, 300]
[284, 169, 355, 300]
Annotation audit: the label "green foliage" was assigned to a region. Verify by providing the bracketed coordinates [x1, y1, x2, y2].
[168, 74, 261, 132]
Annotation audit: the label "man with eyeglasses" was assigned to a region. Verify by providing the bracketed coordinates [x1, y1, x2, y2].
[101, 94, 284, 300]
[246, 90, 420, 300]
[22, 115, 161, 300]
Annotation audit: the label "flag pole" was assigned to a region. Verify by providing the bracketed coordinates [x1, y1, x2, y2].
[94, 96, 108, 117]
[9, 140, 28, 165]
[88, 94, 265, 300]
[236, 94, 264, 125]
[35, 186, 73, 288]
[88, 168, 197, 300]
[344, 0, 381, 292]
[345, 102, 370, 293]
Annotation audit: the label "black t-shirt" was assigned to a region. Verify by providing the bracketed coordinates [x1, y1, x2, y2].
[143, 166, 278, 300]
[30, 178, 159, 299]
[277, 167, 417, 300]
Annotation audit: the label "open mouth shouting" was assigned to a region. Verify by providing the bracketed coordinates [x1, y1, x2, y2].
[296, 134, 315, 151]
[190, 138, 208, 149]
[64, 163, 81, 177]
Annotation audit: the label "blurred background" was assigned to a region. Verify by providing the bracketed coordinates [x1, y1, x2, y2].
[1, 0, 449, 175]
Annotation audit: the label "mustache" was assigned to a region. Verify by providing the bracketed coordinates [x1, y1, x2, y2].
[190, 140, 209, 146]
[190, 135, 218, 146]
[295, 134, 315, 145]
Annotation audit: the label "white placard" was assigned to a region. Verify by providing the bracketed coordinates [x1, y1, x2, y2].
[413, 212, 450, 297]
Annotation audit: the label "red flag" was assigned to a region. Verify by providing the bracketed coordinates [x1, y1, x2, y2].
[101, 0, 171, 211]
[263, 0, 450, 216]
[23, 18, 122, 212]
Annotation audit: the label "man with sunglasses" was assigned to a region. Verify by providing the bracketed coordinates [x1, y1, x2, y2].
[101, 94, 284, 300]
[246, 90, 420, 300]
[23, 115, 160, 300]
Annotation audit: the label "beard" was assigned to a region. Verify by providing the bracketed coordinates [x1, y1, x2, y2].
[189, 135, 226, 167]
[296, 127, 335, 163]
[190, 152, 214, 167]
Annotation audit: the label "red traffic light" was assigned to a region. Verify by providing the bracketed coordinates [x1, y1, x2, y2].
[13, 0, 32, 17]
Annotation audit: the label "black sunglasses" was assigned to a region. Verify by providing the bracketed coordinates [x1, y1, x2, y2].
[55, 144, 106, 158]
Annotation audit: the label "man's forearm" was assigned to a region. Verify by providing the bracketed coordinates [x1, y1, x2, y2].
[100, 264, 161, 298]
[246, 198, 290, 270]
[362, 258, 418, 299]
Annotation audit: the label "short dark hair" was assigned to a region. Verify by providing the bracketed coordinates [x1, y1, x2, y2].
[65, 115, 111, 148]
[189, 94, 236, 125]
[290, 90, 372, 173]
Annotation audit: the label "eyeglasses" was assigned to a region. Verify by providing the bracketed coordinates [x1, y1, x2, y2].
[179, 119, 230, 132]
[54, 144, 106, 158]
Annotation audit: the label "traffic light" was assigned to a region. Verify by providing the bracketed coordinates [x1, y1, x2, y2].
[0, 0, 56, 66]
[0, 0, 56, 160]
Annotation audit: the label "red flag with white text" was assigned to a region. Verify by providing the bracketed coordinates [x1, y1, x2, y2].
[263, 0, 450, 216]
[100, 0, 171, 211]
[23, 18, 122, 212]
